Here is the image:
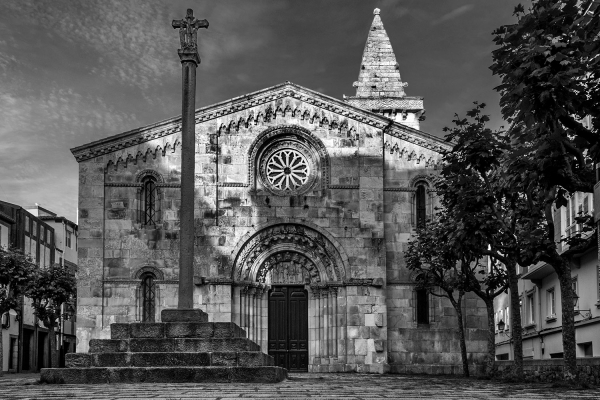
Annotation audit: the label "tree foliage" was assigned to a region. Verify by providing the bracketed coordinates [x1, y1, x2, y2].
[26, 263, 76, 368]
[436, 103, 538, 376]
[0, 247, 35, 316]
[0, 247, 36, 375]
[491, 0, 600, 379]
[405, 212, 471, 377]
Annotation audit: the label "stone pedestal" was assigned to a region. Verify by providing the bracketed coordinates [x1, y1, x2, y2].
[40, 309, 287, 384]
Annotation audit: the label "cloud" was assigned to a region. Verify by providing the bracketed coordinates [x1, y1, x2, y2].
[0, 88, 139, 220]
[431, 4, 474, 26]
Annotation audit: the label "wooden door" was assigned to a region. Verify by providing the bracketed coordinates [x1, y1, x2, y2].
[268, 286, 308, 371]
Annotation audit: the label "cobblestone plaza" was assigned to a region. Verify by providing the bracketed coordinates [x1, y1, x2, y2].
[2, 373, 600, 399]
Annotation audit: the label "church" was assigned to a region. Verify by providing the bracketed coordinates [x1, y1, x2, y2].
[72, 9, 488, 374]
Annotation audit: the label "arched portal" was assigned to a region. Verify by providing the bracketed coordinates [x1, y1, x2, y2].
[231, 223, 348, 371]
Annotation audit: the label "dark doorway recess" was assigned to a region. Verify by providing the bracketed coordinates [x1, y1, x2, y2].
[268, 286, 308, 371]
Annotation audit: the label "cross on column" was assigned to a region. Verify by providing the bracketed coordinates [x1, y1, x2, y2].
[172, 9, 209, 55]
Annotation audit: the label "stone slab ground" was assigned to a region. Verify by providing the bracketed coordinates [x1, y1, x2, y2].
[1, 372, 600, 399]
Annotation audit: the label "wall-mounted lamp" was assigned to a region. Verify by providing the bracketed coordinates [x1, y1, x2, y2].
[497, 319, 506, 332]
[1, 312, 9, 329]
[573, 294, 592, 320]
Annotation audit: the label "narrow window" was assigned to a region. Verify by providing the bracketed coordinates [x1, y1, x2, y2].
[527, 293, 535, 324]
[547, 288, 555, 317]
[141, 273, 156, 323]
[141, 176, 159, 226]
[416, 288, 429, 324]
[415, 184, 427, 228]
[66, 231, 72, 248]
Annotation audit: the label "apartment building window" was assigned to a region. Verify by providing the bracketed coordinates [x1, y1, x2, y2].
[24, 215, 29, 233]
[526, 292, 535, 325]
[66, 230, 72, 248]
[32, 221, 37, 238]
[547, 288, 556, 319]
[565, 193, 592, 237]
[505, 307, 510, 330]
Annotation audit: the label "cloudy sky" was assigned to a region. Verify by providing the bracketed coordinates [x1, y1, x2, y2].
[0, 0, 522, 222]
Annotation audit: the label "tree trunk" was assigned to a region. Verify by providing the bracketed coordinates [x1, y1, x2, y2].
[46, 320, 57, 369]
[484, 298, 497, 377]
[0, 326, 3, 376]
[557, 261, 577, 380]
[450, 295, 469, 377]
[507, 262, 523, 376]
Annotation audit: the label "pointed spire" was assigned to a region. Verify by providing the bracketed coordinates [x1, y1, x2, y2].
[354, 8, 405, 98]
[344, 9, 424, 130]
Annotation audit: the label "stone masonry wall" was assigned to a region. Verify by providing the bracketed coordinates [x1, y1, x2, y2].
[382, 132, 489, 373]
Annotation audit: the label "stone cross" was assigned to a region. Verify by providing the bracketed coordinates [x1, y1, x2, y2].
[172, 9, 209, 53]
[172, 9, 208, 312]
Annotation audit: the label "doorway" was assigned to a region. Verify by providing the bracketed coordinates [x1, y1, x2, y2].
[268, 286, 308, 371]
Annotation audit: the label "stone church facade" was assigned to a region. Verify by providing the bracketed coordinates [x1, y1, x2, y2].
[73, 10, 488, 374]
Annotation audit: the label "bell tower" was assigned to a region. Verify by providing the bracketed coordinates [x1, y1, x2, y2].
[344, 8, 425, 130]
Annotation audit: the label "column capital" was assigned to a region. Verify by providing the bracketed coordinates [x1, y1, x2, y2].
[178, 49, 201, 65]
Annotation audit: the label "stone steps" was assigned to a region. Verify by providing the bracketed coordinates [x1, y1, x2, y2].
[41, 366, 287, 384]
[66, 351, 273, 368]
[111, 322, 246, 339]
[89, 337, 261, 353]
[40, 309, 287, 384]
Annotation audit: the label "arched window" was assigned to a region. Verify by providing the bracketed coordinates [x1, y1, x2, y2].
[414, 182, 428, 228]
[140, 175, 159, 225]
[140, 272, 156, 322]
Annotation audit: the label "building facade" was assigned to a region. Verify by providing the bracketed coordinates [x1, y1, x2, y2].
[72, 9, 488, 374]
[494, 191, 600, 360]
[0, 201, 78, 373]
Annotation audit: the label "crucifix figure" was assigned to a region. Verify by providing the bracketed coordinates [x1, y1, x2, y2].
[171, 9, 208, 312]
[172, 9, 209, 53]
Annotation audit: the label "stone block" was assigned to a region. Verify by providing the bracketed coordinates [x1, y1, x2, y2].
[130, 352, 211, 367]
[213, 322, 244, 338]
[89, 339, 128, 353]
[165, 322, 214, 338]
[210, 352, 238, 366]
[354, 339, 368, 356]
[65, 353, 91, 368]
[161, 308, 208, 322]
[92, 353, 131, 367]
[130, 323, 165, 338]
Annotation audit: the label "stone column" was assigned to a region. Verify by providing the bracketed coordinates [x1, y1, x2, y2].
[172, 9, 209, 311]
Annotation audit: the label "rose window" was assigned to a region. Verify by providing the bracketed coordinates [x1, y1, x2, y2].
[265, 149, 310, 192]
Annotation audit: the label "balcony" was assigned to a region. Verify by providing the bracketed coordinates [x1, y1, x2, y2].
[521, 262, 554, 281]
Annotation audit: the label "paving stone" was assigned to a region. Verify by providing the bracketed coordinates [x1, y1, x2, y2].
[40, 366, 287, 384]
[4, 372, 600, 399]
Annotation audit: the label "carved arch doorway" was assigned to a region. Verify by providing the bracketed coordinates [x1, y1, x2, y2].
[232, 223, 349, 372]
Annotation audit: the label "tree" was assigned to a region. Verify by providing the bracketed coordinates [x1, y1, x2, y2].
[491, 0, 600, 379]
[437, 103, 537, 377]
[0, 247, 35, 375]
[26, 263, 76, 369]
[405, 213, 471, 377]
